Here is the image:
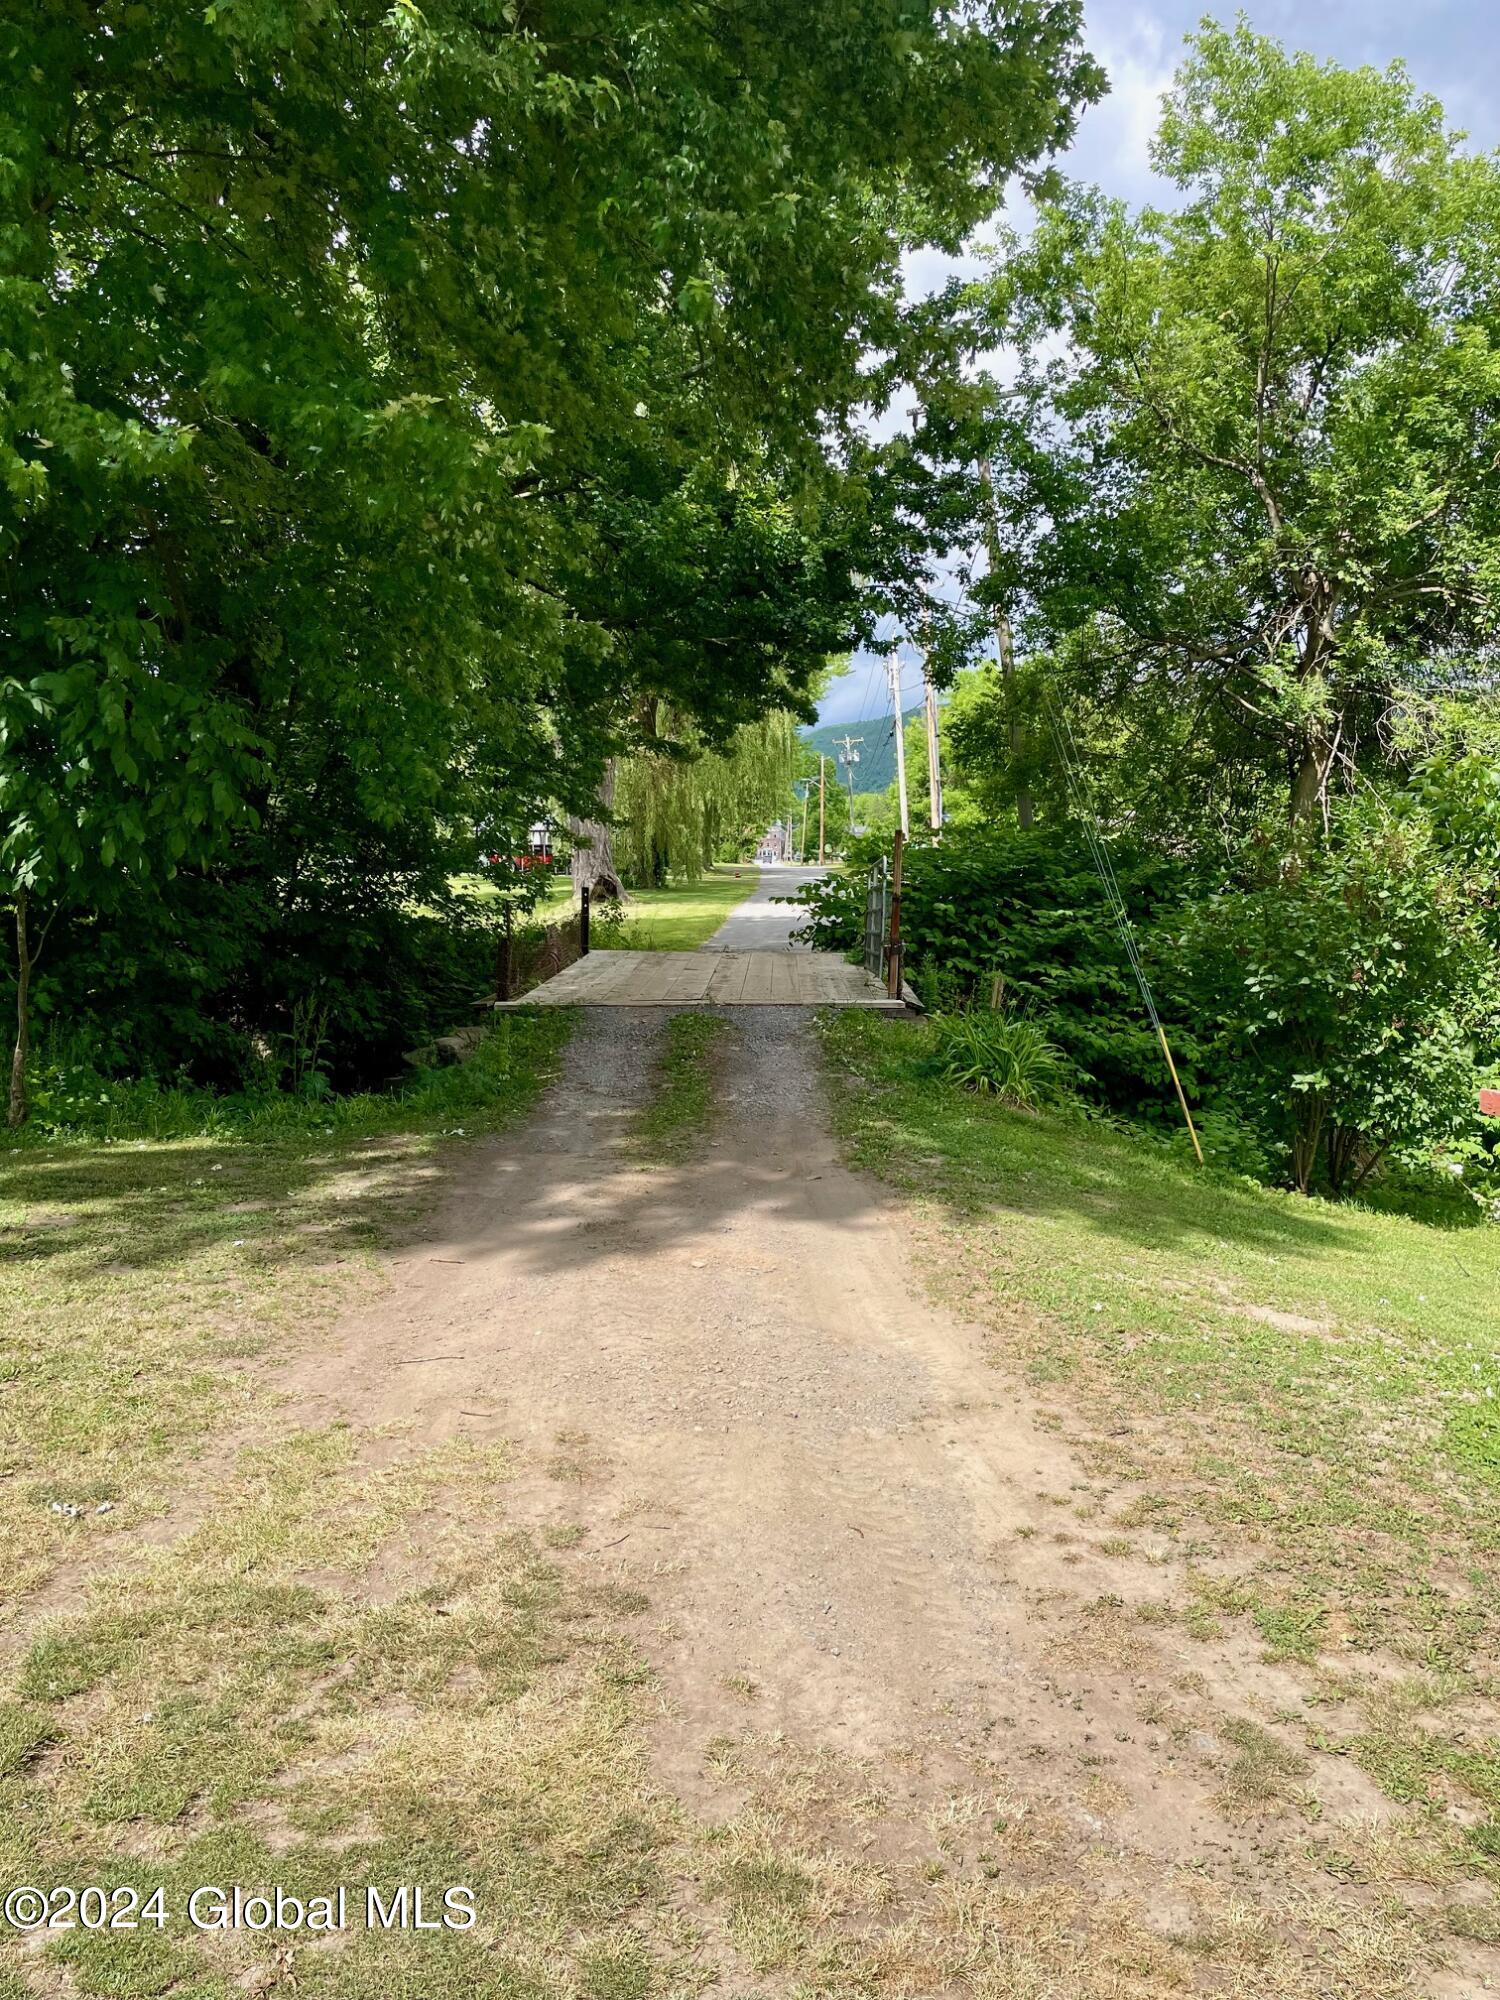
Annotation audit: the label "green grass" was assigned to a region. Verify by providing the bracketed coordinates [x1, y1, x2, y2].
[454, 863, 761, 955]
[12, 1013, 573, 1149]
[817, 1012, 1500, 1835]
[0, 1014, 572, 1601]
[632, 1013, 731, 1162]
[612, 867, 759, 951]
[597, 866, 762, 951]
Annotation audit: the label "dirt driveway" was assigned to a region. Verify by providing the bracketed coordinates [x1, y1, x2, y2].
[279, 1008, 1492, 1998]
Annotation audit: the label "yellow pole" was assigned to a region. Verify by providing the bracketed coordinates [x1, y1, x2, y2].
[1157, 1021, 1204, 1166]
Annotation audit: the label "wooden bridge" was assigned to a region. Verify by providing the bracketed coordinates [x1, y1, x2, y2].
[495, 947, 905, 1010]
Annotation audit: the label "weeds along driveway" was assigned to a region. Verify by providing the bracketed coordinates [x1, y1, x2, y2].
[2, 1006, 1492, 1997]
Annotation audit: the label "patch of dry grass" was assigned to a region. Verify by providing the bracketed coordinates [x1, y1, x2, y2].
[1, 1430, 687, 2000]
[0, 1013, 571, 1607]
[678, 1724, 1442, 2000]
[818, 1017, 1500, 1861]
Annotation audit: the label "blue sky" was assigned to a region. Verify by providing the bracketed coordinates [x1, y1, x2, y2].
[816, 0, 1500, 727]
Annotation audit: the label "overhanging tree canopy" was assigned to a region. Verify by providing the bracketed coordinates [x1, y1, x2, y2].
[0, 0, 1102, 1115]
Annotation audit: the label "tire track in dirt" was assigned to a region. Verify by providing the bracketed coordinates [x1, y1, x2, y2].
[257, 1007, 1494, 1996]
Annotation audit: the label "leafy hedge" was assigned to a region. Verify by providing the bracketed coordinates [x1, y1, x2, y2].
[798, 816, 1500, 1203]
[3, 890, 501, 1097]
[792, 827, 1203, 1116]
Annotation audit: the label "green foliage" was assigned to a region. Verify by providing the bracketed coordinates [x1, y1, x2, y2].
[1156, 1105, 1272, 1183]
[1414, 752, 1500, 889]
[806, 803, 1500, 1205]
[0, 0, 1101, 1113]
[931, 1011, 1063, 1108]
[4, 1011, 571, 1149]
[914, 22, 1500, 837]
[613, 708, 797, 886]
[3, 899, 505, 1097]
[1178, 806, 1498, 1194]
[794, 825, 1200, 1114]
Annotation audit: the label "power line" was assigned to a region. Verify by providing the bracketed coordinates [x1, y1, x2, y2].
[1042, 689, 1204, 1166]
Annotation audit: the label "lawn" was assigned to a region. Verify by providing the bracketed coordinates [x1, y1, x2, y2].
[819, 1012, 1500, 1891]
[461, 864, 760, 955]
[0, 1013, 710, 1999]
[591, 865, 762, 951]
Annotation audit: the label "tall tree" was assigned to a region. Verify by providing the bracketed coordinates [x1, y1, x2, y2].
[611, 707, 796, 887]
[942, 24, 1500, 829]
[1, 0, 1101, 1115]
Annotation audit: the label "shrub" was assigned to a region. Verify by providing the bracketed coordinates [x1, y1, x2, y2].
[932, 1012, 1065, 1108]
[791, 826, 1202, 1115]
[1177, 805, 1498, 1194]
[1157, 1105, 1272, 1181]
[5, 886, 503, 1097]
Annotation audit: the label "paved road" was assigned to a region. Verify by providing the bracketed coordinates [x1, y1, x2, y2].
[702, 863, 828, 950]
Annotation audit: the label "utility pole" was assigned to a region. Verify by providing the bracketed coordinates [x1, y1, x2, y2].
[817, 754, 827, 865]
[834, 733, 863, 803]
[980, 459, 1033, 829]
[886, 827, 904, 1000]
[920, 647, 943, 836]
[887, 650, 910, 839]
[797, 780, 811, 865]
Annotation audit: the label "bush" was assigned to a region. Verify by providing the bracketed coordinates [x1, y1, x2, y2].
[796, 804, 1500, 1206]
[791, 825, 1202, 1115]
[5, 885, 503, 1098]
[1157, 1105, 1272, 1181]
[931, 1011, 1065, 1108]
[1177, 805, 1498, 1194]
[8, 1012, 568, 1148]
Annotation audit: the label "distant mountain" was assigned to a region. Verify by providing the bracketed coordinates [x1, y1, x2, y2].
[798, 707, 923, 797]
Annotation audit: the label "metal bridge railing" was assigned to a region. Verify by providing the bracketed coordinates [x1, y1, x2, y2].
[863, 857, 890, 982]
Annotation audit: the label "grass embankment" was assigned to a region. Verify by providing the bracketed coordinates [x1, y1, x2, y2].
[0, 1012, 701, 1997]
[820, 1013, 1500, 1887]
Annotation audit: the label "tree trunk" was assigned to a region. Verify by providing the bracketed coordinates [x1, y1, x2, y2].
[8, 887, 32, 1130]
[1326, 1121, 1362, 1195]
[996, 610, 1034, 830]
[1290, 1089, 1325, 1196]
[1289, 588, 1342, 827]
[1289, 720, 1338, 827]
[570, 759, 626, 901]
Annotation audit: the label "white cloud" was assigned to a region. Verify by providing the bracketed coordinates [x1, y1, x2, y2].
[1067, 6, 1178, 204]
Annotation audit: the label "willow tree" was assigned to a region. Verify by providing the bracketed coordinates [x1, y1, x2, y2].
[611, 708, 797, 888]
